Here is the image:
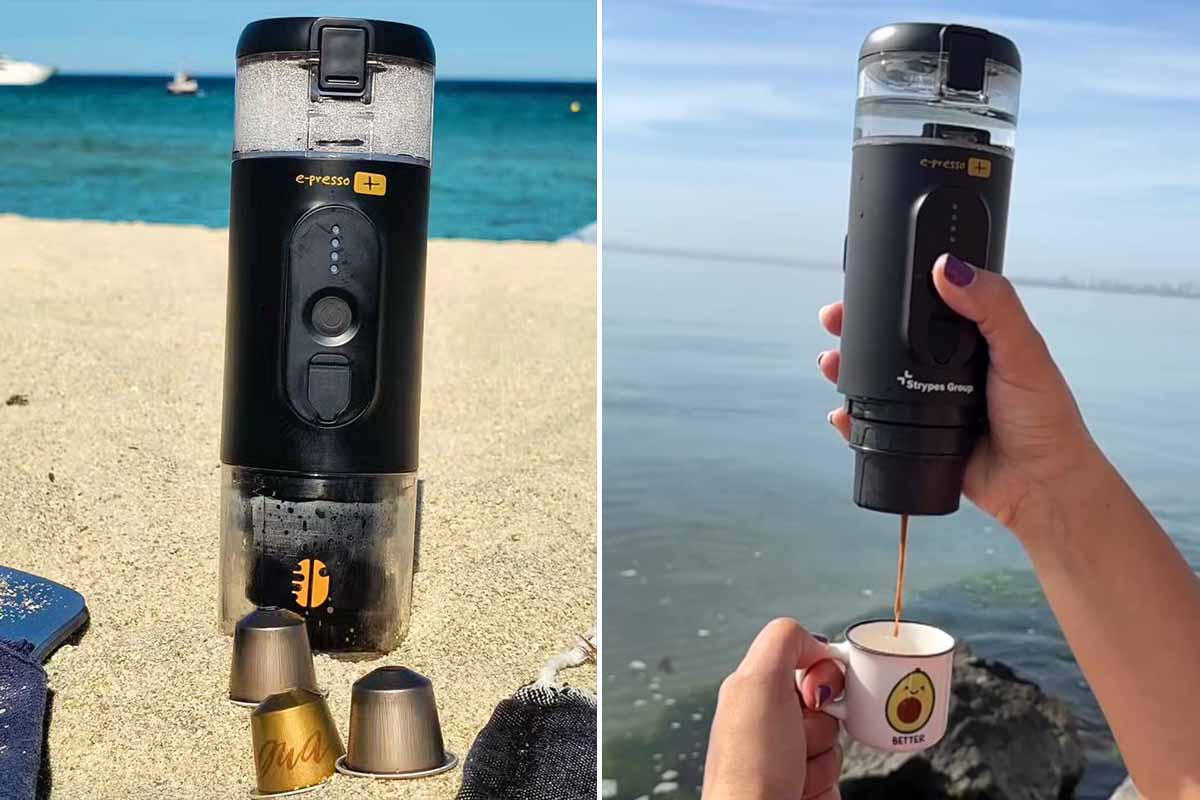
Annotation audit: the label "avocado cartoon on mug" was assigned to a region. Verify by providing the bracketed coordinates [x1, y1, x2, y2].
[885, 668, 935, 733]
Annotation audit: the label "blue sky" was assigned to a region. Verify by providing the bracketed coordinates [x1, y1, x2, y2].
[3, 0, 596, 81]
[604, 0, 1200, 282]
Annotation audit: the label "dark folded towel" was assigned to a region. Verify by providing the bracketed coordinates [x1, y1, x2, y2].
[0, 640, 48, 800]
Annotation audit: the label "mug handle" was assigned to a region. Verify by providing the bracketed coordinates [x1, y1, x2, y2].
[805, 640, 851, 721]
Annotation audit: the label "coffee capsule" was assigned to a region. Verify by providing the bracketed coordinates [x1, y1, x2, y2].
[250, 688, 345, 796]
[336, 666, 458, 779]
[230, 607, 320, 706]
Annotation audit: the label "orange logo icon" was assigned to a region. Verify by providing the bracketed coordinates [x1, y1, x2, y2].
[292, 558, 330, 609]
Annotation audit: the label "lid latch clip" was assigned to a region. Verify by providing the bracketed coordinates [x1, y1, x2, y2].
[940, 25, 988, 94]
[310, 18, 373, 100]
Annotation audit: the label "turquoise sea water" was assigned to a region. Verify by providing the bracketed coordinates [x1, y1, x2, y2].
[0, 75, 595, 240]
[602, 250, 1200, 800]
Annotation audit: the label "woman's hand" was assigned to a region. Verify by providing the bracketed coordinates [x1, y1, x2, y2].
[703, 618, 846, 800]
[817, 253, 1100, 533]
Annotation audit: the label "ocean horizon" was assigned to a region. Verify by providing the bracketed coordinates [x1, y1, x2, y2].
[0, 74, 596, 241]
[603, 242, 1200, 300]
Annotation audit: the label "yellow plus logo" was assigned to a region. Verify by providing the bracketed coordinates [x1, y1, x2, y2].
[353, 171, 387, 196]
[967, 158, 992, 179]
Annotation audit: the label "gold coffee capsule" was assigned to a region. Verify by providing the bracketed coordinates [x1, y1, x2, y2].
[230, 607, 320, 706]
[336, 666, 458, 779]
[250, 688, 345, 796]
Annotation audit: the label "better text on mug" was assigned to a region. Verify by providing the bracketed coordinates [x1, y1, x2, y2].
[819, 620, 955, 752]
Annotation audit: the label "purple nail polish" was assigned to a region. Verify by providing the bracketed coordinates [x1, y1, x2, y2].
[943, 253, 975, 287]
[812, 633, 829, 643]
[817, 685, 832, 707]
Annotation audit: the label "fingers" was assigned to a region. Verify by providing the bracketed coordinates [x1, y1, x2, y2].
[816, 349, 840, 383]
[738, 618, 831, 676]
[802, 707, 840, 757]
[817, 304, 844, 442]
[815, 302, 846, 435]
[801, 743, 843, 800]
[826, 407, 850, 440]
[825, 259, 1052, 384]
[818, 302, 843, 336]
[797, 659, 846, 711]
[931, 254, 1054, 385]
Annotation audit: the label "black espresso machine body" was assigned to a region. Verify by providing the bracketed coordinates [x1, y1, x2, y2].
[837, 23, 1021, 516]
[219, 17, 435, 654]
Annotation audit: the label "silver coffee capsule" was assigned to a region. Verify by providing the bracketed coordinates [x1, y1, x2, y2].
[336, 666, 457, 779]
[230, 607, 321, 706]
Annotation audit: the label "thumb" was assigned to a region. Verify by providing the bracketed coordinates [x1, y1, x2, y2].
[797, 659, 846, 711]
[931, 253, 1052, 382]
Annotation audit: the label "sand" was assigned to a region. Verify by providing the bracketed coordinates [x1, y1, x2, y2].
[0, 216, 596, 798]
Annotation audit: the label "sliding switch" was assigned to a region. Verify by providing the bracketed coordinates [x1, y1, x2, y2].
[308, 354, 351, 422]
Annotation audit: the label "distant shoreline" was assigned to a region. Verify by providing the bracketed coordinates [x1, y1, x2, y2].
[29, 72, 598, 87]
[606, 242, 1200, 301]
[0, 213, 597, 247]
[1008, 275, 1200, 300]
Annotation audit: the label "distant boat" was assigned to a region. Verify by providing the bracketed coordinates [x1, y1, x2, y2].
[167, 71, 199, 95]
[0, 55, 56, 86]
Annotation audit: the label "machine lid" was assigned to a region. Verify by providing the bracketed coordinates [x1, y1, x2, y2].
[237, 16, 435, 66]
[859, 22, 1020, 73]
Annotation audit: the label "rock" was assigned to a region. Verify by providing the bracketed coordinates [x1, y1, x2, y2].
[840, 644, 1085, 800]
[1109, 777, 1139, 799]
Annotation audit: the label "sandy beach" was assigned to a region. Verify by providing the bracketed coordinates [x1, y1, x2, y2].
[0, 216, 596, 798]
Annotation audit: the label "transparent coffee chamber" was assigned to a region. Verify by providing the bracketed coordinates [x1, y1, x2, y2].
[219, 469, 419, 652]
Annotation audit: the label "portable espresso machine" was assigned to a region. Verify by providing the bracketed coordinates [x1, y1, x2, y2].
[838, 23, 1020, 515]
[219, 17, 435, 653]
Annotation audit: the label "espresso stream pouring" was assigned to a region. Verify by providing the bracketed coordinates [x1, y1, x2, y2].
[218, 17, 436, 654]
[837, 23, 1021, 515]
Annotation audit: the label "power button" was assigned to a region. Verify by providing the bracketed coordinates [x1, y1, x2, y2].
[312, 295, 353, 338]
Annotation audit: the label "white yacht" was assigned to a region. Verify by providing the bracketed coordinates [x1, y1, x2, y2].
[167, 71, 199, 95]
[0, 56, 56, 86]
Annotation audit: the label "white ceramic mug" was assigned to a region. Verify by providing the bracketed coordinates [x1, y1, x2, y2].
[818, 619, 955, 752]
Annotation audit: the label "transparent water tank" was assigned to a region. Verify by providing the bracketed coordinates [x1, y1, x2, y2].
[233, 21, 434, 162]
[854, 23, 1020, 152]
